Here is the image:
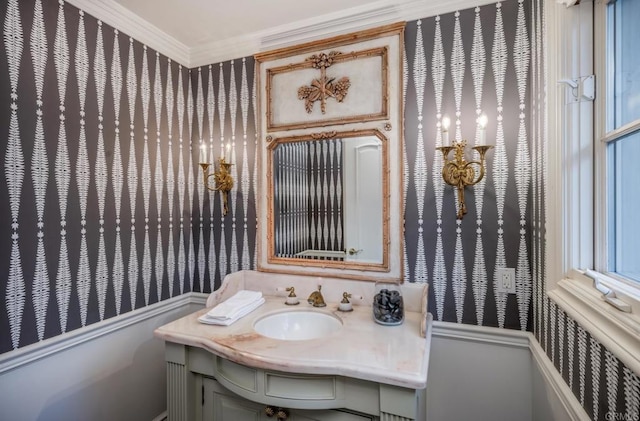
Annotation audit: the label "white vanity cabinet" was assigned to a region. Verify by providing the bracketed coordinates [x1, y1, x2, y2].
[156, 271, 432, 421]
[166, 342, 425, 421]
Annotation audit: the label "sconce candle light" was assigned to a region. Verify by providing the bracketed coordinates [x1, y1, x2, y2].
[441, 116, 450, 146]
[436, 115, 493, 219]
[200, 144, 234, 216]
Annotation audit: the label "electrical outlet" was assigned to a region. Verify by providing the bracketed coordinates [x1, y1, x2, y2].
[496, 268, 516, 294]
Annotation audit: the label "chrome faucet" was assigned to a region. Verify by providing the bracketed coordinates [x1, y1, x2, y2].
[307, 285, 326, 307]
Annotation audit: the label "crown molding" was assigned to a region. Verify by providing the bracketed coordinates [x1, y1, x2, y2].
[189, 35, 262, 69]
[397, 0, 498, 24]
[68, 0, 497, 68]
[188, 2, 400, 68]
[191, 0, 496, 66]
[65, 0, 190, 67]
[257, 4, 400, 52]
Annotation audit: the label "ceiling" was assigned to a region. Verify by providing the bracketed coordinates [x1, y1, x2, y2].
[111, 0, 387, 49]
[69, 0, 485, 66]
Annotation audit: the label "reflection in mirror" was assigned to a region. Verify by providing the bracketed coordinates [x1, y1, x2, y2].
[271, 135, 383, 264]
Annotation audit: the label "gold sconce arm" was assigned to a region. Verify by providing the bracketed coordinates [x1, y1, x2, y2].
[436, 141, 493, 219]
[200, 157, 234, 216]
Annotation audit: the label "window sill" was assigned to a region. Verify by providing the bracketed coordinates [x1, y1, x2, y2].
[548, 270, 640, 374]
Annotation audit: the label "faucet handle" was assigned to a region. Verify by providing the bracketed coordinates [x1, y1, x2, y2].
[284, 287, 299, 305]
[338, 292, 353, 312]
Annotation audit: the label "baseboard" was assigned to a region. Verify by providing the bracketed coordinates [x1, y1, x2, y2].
[0, 292, 208, 375]
[151, 410, 167, 421]
[432, 321, 589, 421]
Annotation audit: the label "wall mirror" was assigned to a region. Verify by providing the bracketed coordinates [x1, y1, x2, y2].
[255, 23, 405, 282]
[269, 129, 387, 269]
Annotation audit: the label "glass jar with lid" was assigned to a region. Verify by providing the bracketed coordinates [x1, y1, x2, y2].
[372, 282, 404, 325]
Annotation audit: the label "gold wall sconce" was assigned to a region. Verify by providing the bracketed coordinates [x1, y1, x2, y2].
[436, 116, 493, 219]
[200, 144, 234, 216]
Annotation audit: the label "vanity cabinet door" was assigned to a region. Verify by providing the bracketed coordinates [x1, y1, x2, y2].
[203, 377, 266, 421]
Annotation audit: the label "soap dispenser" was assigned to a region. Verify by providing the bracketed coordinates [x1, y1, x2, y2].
[338, 292, 353, 312]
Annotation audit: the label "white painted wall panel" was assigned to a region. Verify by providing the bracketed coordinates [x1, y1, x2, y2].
[426, 331, 532, 421]
[0, 303, 203, 421]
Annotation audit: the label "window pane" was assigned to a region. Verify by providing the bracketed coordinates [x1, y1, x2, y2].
[608, 0, 640, 129]
[609, 130, 640, 282]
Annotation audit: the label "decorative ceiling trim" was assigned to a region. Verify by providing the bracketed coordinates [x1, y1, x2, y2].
[258, 3, 401, 51]
[189, 36, 261, 68]
[68, 0, 496, 68]
[192, 0, 496, 66]
[397, 0, 498, 24]
[66, 0, 190, 67]
[189, 2, 401, 67]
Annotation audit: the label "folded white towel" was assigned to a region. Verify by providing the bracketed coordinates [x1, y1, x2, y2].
[198, 290, 264, 326]
[206, 290, 263, 320]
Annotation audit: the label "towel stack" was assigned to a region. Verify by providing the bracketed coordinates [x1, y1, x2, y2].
[198, 290, 265, 326]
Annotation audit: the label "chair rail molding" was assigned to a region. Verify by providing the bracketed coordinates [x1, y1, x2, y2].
[0, 292, 208, 375]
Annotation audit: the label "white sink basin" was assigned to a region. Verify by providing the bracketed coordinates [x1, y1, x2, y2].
[253, 310, 342, 341]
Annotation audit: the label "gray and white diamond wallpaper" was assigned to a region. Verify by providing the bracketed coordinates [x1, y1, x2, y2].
[0, 0, 638, 420]
[0, 0, 259, 351]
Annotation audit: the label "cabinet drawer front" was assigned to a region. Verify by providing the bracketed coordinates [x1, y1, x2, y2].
[215, 357, 258, 392]
[265, 373, 339, 400]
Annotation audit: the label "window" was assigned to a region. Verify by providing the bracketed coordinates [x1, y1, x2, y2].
[601, 0, 640, 284]
[546, 0, 640, 376]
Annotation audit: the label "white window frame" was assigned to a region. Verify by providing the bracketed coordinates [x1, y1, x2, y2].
[546, 0, 640, 375]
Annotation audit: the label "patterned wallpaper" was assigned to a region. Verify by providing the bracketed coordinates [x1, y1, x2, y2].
[403, 1, 530, 330]
[406, 7, 639, 416]
[0, 0, 259, 353]
[539, 300, 640, 419]
[1, 0, 638, 419]
[188, 60, 258, 295]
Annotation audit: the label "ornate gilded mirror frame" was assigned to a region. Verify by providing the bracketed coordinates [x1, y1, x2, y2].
[255, 23, 405, 282]
[266, 128, 390, 272]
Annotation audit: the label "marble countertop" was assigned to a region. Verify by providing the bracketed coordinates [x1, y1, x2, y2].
[154, 294, 432, 389]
